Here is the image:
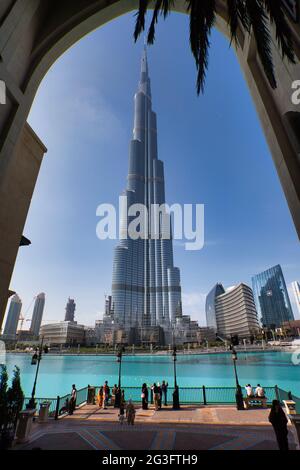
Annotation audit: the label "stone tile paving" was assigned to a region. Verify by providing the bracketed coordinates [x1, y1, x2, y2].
[14, 405, 298, 451]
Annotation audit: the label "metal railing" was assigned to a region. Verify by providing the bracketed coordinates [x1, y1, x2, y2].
[24, 385, 300, 419]
[23, 397, 58, 417]
[277, 387, 300, 413]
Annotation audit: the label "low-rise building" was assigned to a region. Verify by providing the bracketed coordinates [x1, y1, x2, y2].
[40, 321, 85, 346]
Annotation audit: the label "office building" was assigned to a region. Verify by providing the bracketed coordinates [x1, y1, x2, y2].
[2, 294, 22, 341]
[252, 265, 294, 328]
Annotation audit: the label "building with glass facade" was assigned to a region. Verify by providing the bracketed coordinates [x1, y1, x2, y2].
[206, 283, 259, 339]
[205, 283, 225, 330]
[2, 294, 22, 340]
[30, 292, 45, 337]
[252, 264, 294, 328]
[292, 281, 300, 317]
[109, 48, 184, 334]
[64, 297, 76, 322]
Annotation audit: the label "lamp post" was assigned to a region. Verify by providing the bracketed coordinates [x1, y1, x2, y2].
[231, 346, 244, 410]
[117, 345, 125, 390]
[27, 337, 48, 410]
[172, 346, 177, 388]
[172, 346, 180, 409]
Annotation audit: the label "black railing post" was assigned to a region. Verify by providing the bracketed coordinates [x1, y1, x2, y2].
[55, 396, 60, 420]
[202, 385, 207, 405]
[275, 385, 280, 401]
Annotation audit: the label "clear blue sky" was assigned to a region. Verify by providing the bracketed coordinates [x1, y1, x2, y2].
[6, 12, 300, 327]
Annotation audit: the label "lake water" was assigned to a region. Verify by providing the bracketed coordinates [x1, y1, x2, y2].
[5, 351, 300, 398]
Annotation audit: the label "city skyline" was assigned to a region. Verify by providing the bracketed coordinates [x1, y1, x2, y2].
[2, 13, 299, 328]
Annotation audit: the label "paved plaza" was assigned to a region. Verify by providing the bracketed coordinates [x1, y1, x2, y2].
[14, 405, 298, 451]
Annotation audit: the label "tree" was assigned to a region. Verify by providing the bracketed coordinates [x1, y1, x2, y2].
[7, 366, 24, 429]
[0, 365, 24, 449]
[0, 365, 9, 430]
[134, 0, 295, 94]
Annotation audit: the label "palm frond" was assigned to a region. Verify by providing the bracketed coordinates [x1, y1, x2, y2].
[187, 0, 216, 94]
[162, 0, 173, 18]
[263, 0, 295, 63]
[246, 0, 276, 89]
[133, 0, 296, 94]
[134, 0, 150, 42]
[148, 0, 163, 44]
[226, 0, 250, 44]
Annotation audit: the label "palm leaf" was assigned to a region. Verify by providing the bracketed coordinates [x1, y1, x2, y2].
[246, 0, 276, 89]
[263, 0, 295, 63]
[226, 0, 250, 44]
[148, 0, 163, 44]
[133, 0, 296, 93]
[187, 0, 216, 94]
[134, 0, 150, 42]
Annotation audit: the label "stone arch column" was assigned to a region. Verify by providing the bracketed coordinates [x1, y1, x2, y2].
[0, 0, 300, 328]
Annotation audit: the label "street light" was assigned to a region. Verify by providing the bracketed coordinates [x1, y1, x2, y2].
[230, 346, 244, 410]
[27, 337, 48, 410]
[172, 346, 180, 409]
[172, 346, 177, 388]
[116, 345, 125, 389]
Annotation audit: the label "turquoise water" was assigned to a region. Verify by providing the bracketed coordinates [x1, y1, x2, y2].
[5, 351, 300, 398]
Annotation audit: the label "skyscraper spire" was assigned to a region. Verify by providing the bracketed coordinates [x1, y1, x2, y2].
[139, 45, 151, 97]
[110, 49, 182, 334]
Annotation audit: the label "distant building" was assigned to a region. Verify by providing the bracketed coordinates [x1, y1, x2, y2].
[281, 320, 300, 337]
[64, 298, 76, 322]
[252, 265, 294, 328]
[30, 293, 45, 337]
[292, 281, 300, 317]
[197, 327, 217, 343]
[17, 330, 35, 342]
[205, 283, 225, 330]
[206, 283, 259, 339]
[2, 294, 22, 341]
[40, 321, 85, 346]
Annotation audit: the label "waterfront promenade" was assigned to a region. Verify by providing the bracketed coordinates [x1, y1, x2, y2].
[15, 405, 298, 450]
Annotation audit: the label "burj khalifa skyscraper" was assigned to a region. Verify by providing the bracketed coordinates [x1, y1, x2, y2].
[109, 48, 183, 335]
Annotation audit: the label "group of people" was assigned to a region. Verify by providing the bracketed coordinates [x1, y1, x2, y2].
[96, 381, 136, 425]
[141, 381, 169, 410]
[245, 383, 266, 398]
[96, 382, 125, 409]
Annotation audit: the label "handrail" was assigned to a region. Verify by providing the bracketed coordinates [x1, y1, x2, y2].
[25, 385, 300, 419]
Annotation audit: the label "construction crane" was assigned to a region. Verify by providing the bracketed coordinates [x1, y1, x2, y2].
[18, 296, 36, 331]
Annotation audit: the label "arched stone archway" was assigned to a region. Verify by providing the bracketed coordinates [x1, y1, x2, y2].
[0, 0, 300, 328]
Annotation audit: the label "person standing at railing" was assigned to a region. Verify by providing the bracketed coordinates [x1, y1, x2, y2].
[68, 384, 77, 415]
[153, 383, 160, 411]
[268, 400, 289, 451]
[157, 383, 162, 410]
[103, 381, 110, 409]
[141, 383, 148, 410]
[96, 386, 104, 408]
[162, 381, 168, 406]
[115, 386, 121, 408]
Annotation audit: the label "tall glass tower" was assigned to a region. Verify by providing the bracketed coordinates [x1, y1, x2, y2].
[3, 294, 22, 340]
[252, 264, 294, 328]
[110, 49, 182, 331]
[30, 293, 45, 337]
